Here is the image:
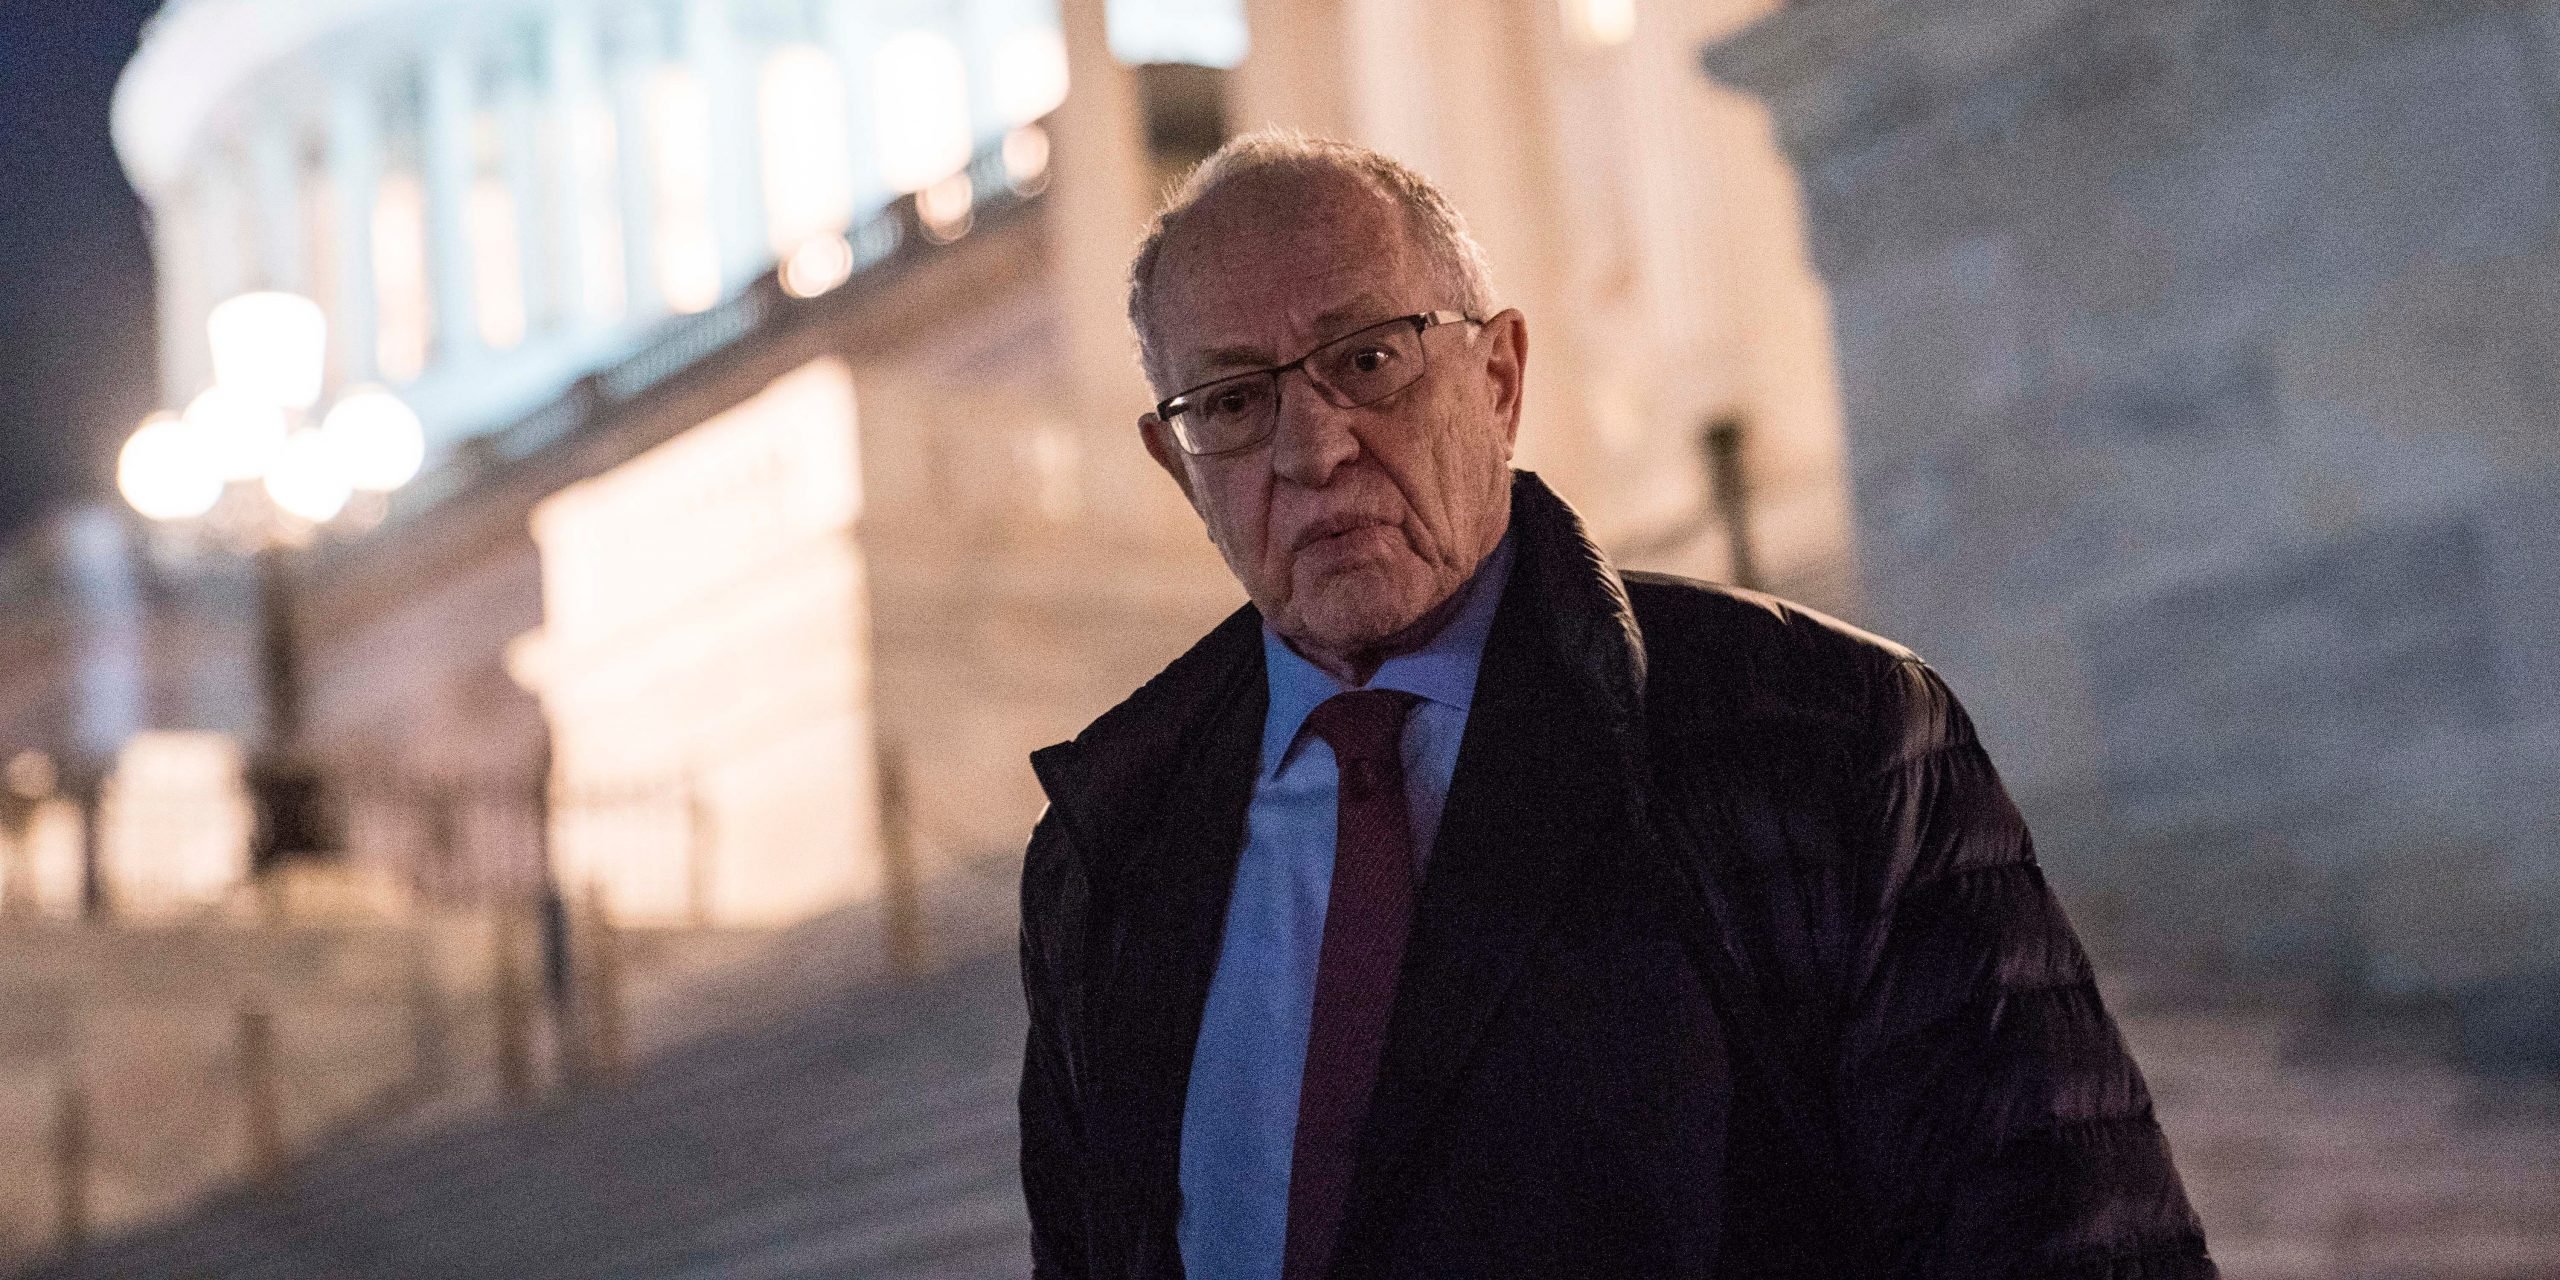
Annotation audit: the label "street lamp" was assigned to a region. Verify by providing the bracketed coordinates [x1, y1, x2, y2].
[116, 290, 426, 874]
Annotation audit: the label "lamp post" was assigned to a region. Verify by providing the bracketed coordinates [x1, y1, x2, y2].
[117, 291, 426, 873]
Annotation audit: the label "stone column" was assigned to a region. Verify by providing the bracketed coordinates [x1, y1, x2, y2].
[1347, 0, 1606, 507]
[154, 181, 213, 399]
[683, 0, 767, 289]
[1234, 0, 1353, 137]
[820, 0, 885, 219]
[247, 120, 307, 294]
[422, 34, 482, 366]
[498, 69, 547, 342]
[197, 166, 248, 305]
[960, 0, 1023, 138]
[607, 6, 665, 319]
[326, 77, 382, 385]
[546, 1, 612, 327]
[1044, 0, 1170, 542]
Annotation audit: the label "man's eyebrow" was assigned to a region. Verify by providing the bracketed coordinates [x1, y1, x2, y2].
[1190, 342, 1276, 375]
[1182, 297, 1400, 379]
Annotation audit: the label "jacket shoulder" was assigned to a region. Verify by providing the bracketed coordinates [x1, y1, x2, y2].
[1621, 572, 1967, 771]
[1027, 599, 1264, 869]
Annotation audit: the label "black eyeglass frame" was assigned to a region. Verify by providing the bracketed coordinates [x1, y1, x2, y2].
[1154, 310, 1485, 456]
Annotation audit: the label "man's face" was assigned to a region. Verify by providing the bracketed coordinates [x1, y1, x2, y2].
[1138, 173, 1527, 674]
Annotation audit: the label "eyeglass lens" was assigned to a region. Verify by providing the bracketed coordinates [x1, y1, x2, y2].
[1175, 318, 1430, 455]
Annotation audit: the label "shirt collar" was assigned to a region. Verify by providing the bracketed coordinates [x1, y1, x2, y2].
[1259, 533, 1516, 778]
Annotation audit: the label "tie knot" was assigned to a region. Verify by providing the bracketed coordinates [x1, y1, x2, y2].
[1302, 689, 1420, 769]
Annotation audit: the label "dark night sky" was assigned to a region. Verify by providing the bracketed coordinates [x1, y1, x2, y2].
[0, 1, 165, 545]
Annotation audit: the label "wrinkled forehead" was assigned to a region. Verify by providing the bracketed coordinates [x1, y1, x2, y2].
[1148, 171, 1431, 379]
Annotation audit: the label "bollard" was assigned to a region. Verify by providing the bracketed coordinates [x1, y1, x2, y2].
[239, 1004, 284, 1183]
[876, 745, 926, 980]
[582, 882, 626, 1085]
[491, 907, 534, 1102]
[52, 1083, 87, 1253]
[406, 933, 451, 1098]
[539, 886, 586, 1088]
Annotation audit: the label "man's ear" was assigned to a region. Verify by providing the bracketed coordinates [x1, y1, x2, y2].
[1481, 308, 1529, 453]
[1139, 413, 1202, 511]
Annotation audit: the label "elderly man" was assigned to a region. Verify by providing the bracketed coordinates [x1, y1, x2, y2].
[1018, 133, 2213, 1280]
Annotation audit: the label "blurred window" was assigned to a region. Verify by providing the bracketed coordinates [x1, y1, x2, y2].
[373, 171, 433, 380]
[874, 30, 972, 194]
[758, 44, 854, 254]
[649, 65, 723, 314]
[1107, 0, 1246, 69]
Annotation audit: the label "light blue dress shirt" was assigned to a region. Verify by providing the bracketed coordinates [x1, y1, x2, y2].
[1176, 535, 1516, 1280]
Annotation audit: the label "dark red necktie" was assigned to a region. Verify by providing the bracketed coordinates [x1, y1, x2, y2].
[1283, 688, 1423, 1280]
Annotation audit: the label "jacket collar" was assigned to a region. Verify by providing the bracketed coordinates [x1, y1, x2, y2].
[1030, 471, 1651, 856]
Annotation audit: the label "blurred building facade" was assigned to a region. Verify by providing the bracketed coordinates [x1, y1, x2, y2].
[29, 0, 1848, 926]
[1709, 0, 2560, 1003]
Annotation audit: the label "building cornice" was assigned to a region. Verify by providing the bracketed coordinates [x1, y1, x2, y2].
[111, 0, 497, 201]
[1700, 0, 2102, 169]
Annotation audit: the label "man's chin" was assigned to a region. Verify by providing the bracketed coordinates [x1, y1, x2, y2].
[1278, 577, 1441, 664]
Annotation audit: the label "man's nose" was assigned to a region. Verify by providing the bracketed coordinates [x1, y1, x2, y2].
[1268, 379, 1363, 487]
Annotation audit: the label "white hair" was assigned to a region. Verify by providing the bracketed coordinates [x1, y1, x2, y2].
[1126, 130, 1500, 392]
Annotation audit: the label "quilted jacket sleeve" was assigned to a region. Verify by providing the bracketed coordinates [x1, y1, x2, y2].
[1839, 658, 2216, 1279]
[1019, 806, 1095, 1280]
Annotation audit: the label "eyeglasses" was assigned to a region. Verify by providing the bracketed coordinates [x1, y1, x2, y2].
[1155, 310, 1482, 456]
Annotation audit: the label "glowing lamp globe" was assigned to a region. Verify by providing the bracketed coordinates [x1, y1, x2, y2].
[208, 291, 328, 411]
[263, 429, 353, 523]
[119, 411, 225, 522]
[319, 385, 426, 493]
[182, 384, 289, 482]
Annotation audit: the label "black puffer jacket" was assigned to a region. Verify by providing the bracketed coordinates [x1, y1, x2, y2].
[1019, 472, 2214, 1278]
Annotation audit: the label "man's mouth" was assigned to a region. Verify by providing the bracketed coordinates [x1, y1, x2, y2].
[1293, 514, 1396, 552]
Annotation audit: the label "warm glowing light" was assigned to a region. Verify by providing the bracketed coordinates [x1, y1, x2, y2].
[118, 411, 225, 522]
[374, 172, 432, 380]
[208, 291, 327, 411]
[917, 172, 973, 242]
[874, 30, 971, 193]
[1004, 125, 1051, 192]
[993, 26, 1070, 125]
[469, 176, 527, 349]
[651, 67, 723, 314]
[181, 385, 287, 482]
[320, 385, 426, 493]
[1564, 0, 1636, 45]
[264, 429, 353, 523]
[760, 44, 854, 255]
[780, 235, 855, 299]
